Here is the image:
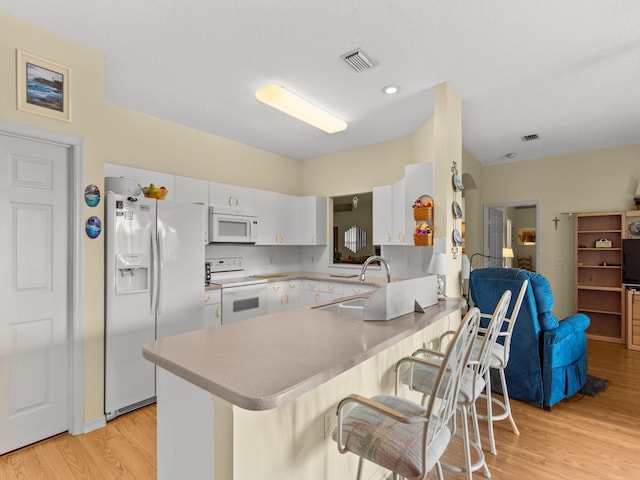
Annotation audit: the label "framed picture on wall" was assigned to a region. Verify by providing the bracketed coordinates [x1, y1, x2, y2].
[517, 228, 536, 245]
[16, 50, 71, 122]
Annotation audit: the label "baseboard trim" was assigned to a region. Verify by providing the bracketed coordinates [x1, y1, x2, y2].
[83, 415, 107, 434]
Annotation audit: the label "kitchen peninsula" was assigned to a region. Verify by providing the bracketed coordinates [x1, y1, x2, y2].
[143, 284, 463, 480]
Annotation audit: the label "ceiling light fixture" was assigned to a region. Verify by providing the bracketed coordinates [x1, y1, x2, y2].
[255, 84, 347, 134]
[382, 85, 400, 95]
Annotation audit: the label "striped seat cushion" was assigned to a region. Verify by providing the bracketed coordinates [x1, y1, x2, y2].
[400, 362, 485, 404]
[335, 394, 450, 478]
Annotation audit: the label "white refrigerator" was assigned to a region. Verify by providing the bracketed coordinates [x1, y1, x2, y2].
[104, 193, 204, 418]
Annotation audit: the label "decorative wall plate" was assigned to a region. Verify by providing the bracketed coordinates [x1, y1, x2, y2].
[84, 184, 100, 207]
[452, 201, 462, 219]
[452, 228, 462, 246]
[630, 221, 640, 235]
[86, 216, 102, 239]
[452, 174, 464, 191]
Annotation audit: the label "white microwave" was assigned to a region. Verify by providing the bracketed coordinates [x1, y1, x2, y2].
[209, 207, 258, 243]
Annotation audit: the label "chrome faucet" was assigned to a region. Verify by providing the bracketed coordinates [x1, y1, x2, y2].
[359, 255, 391, 283]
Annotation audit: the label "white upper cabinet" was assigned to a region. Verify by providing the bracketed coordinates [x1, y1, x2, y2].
[373, 185, 392, 246]
[373, 162, 434, 247]
[209, 181, 255, 212]
[104, 162, 135, 180]
[303, 196, 327, 245]
[134, 168, 176, 201]
[255, 190, 302, 245]
[391, 178, 406, 245]
[175, 175, 209, 244]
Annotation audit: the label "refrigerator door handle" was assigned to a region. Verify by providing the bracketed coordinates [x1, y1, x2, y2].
[151, 229, 159, 315]
[156, 230, 164, 316]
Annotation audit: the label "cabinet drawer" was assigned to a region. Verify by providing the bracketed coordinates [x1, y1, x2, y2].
[319, 281, 344, 296]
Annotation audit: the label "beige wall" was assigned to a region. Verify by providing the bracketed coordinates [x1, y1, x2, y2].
[300, 137, 412, 197]
[476, 144, 640, 318]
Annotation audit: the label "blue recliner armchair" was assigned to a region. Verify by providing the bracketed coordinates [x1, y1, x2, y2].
[469, 268, 590, 409]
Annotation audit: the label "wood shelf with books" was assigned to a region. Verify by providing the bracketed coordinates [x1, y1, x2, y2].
[575, 212, 625, 343]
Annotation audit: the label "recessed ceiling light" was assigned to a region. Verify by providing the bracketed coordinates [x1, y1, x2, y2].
[382, 85, 400, 95]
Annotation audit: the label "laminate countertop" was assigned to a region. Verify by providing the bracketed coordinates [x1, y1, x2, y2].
[144, 278, 463, 411]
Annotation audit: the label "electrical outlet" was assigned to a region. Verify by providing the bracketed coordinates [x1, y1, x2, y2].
[324, 410, 336, 439]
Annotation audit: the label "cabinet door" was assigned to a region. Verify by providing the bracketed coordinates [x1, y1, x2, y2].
[392, 179, 406, 245]
[209, 181, 255, 211]
[281, 195, 303, 245]
[203, 291, 222, 327]
[285, 281, 300, 309]
[343, 283, 376, 296]
[267, 281, 288, 313]
[255, 190, 302, 245]
[255, 190, 281, 245]
[104, 162, 135, 179]
[304, 196, 327, 245]
[373, 185, 392, 245]
[175, 175, 209, 244]
[134, 168, 175, 201]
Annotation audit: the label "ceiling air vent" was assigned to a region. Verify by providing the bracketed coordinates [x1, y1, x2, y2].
[520, 133, 540, 142]
[341, 48, 377, 72]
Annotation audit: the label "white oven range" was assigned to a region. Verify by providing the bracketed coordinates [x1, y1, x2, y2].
[208, 257, 267, 324]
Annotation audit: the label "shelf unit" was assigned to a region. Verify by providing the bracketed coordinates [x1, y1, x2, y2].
[626, 289, 640, 351]
[575, 212, 625, 343]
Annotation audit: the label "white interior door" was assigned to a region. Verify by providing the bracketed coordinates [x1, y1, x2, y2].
[0, 134, 70, 454]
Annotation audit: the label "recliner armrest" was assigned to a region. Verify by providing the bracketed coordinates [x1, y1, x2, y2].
[542, 313, 590, 345]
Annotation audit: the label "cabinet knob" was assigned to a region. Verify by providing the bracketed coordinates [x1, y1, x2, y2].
[272, 286, 280, 291]
[215, 305, 221, 317]
[228, 196, 233, 206]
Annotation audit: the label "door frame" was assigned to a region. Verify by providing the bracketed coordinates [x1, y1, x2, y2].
[0, 120, 85, 435]
[483, 200, 540, 270]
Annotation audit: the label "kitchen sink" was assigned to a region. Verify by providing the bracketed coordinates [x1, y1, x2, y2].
[314, 297, 367, 318]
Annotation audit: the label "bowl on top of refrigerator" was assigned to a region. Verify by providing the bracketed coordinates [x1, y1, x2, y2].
[142, 184, 168, 200]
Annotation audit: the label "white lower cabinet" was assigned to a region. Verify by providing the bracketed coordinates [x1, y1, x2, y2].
[267, 280, 300, 313]
[318, 280, 344, 303]
[343, 283, 376, 297]
[301, 280, 321, 306]
[203, 290, 222, 327]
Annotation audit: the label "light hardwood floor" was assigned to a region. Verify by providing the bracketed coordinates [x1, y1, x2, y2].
[1, 340, 639, 479]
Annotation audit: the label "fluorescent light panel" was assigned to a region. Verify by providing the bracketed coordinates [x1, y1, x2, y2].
[255, 84, 347, 134]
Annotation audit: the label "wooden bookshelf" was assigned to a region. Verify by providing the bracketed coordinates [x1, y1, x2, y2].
[575, 212, 625, 343]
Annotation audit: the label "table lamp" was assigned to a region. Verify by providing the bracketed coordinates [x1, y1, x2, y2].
[502, 248, 514, 267]
[428, 253, 448, 300]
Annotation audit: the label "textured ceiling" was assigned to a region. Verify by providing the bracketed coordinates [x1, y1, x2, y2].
[2, 0, 639, 163]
